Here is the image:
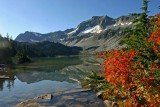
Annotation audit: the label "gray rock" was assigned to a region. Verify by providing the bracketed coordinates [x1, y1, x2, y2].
[76, 98, 88, 103]
[15, 99, 44, 107]
[96, 91, 104, 98]
[72, 104, 84, 107]
[53, 102, 65, 107]
[53, 92, 63, 96]
[61, 96, 74, 100]
[64, 89, 91, 94]
[34, 94, 53, 100]
[88, 102, 101, 107]
[104, 100, 118, 107]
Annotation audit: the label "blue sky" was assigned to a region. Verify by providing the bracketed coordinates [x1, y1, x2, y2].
[0, 0, 159, 39]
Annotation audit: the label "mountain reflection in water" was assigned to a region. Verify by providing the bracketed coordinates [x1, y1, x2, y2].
[0, 79, 14, 91]
[14, 56, 101, 84]
[0, 56, 102, 107]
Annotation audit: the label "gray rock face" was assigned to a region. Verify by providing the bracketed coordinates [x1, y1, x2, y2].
[62, 14, 139, 53]
[115, 14, 138, 25]
[64, 28, 75, 34]
[69, 15, 115, 37]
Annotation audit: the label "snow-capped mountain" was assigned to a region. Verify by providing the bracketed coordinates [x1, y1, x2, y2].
[67, 15, 115, 37]
[61, 14, 138, 52]
[15, 14, 138, 52]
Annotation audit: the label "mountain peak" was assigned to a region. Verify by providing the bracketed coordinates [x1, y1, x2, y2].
[24, 31, 32, 34]
[67, 15, 116, 36]
[91, 15, 112, 19]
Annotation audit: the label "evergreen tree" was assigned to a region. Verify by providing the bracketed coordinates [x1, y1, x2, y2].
[140, 0, 150, 35]
[6, 33, 10, 41]
[123, 0, 150, 51]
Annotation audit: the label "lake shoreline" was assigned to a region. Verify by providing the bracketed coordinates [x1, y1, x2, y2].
[15, 86, 106, 107]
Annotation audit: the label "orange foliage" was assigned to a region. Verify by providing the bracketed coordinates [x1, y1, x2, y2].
[102, 50, 137, 86]
[99, 14, 160, 106]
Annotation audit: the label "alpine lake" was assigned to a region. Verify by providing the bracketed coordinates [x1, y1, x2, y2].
[0, 56, 105, 107]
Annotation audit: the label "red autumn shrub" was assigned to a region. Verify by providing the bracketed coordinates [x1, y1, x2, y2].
[99, 14, 160, 106]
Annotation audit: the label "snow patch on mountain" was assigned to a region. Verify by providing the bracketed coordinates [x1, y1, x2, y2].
[127, 22, 132, 25]
[113, 22, 133, 26]
[59, 38, 65, 41]
[82, 25, 102, 34]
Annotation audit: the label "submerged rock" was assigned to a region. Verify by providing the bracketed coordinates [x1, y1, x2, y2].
[64, 88, 91, 94]
[15, 100, 44, 107]
[15, 88, 106, 107]
[34, 94, 53, 100]
[61, 95, 74, 100]
[71, 104, 85, 107]
[76, 98, 88, 103]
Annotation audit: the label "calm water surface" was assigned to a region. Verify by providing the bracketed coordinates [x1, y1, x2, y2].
[0, 56, 102, 107]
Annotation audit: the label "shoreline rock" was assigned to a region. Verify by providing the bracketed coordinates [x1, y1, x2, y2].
[34, 94, 53, 100]
[15, 88, 106, 107]
[15, 99, 44, 107]
[104, 100, 118, 107]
